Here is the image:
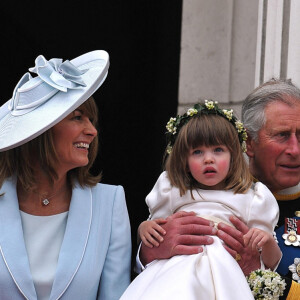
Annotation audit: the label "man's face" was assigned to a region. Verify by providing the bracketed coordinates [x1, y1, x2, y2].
[247, 100, 300, 192]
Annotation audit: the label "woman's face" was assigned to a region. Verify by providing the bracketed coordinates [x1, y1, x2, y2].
[51, 107, 97, 176]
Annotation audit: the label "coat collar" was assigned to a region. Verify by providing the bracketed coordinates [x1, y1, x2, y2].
[273, 182, 300, 201]
[0, 177, 36, 300]
[49, 183, 92, 300]
[0, 178, 92, 300]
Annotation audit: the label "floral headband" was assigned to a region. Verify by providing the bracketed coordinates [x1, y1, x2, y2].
[165, 100, 248, 154]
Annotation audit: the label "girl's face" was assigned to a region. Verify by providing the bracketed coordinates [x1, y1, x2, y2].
[187, 145, 231, 190]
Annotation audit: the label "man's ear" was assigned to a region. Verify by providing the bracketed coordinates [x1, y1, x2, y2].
[246, 132, 255, 158]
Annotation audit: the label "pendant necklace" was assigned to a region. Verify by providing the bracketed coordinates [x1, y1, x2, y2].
[33, 186, 67, 206]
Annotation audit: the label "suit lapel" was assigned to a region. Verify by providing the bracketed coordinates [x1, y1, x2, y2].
[0, 178, 37, 300]
[49, 184, 92, 300]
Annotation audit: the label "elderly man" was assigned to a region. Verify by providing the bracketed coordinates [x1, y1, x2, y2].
[241, 78, 300, 297]
[138, 78, 300, 298]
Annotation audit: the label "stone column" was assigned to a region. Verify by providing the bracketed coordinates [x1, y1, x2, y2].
[178, 0, 259, 117]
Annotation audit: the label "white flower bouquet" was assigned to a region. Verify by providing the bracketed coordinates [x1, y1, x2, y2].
[246, 269, 286, 300]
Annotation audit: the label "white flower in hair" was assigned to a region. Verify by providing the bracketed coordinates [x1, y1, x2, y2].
[235, 120, 244, 133]
[165, 101, 248, 154]
[166, 117, 177, 134]
[241, 141, 247, 153]
[222, 109, 233, 120]
[204, 99, 215, 110]
[187, 108, 198, 116]
[166, 144, 173, 154]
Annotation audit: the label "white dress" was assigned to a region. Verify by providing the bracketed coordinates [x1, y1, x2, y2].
[121, 172, 279, 300]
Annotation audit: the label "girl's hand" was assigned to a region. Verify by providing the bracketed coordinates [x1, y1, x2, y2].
[244, 228, 272, 251]
[138, 219, 167, 248]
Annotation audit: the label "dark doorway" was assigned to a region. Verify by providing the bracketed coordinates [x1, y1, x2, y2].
[0, 1, 183, 276]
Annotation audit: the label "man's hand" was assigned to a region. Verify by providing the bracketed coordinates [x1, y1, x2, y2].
[139, 211, 217, 265]
[217, 216, 261, 276]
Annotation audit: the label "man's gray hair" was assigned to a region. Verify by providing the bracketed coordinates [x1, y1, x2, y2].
[242, 78, 300, 141]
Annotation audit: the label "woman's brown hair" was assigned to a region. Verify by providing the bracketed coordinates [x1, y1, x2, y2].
[0, 97, 101, 191]
[165, 114, 252, 196]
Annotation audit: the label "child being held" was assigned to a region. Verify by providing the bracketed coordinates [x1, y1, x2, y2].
[121, 101, 281, 300]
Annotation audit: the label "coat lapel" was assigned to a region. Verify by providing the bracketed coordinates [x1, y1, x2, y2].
[0, 178, 37, 300]
[49, 184, 92, 300]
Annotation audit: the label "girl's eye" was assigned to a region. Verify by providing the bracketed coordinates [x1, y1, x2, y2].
[215, 147, 224, 152]
[193, 149, 202, 155]
[74, 115, 82, 120]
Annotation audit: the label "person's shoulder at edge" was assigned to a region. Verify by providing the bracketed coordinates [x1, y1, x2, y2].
[91, 182, 126, 200]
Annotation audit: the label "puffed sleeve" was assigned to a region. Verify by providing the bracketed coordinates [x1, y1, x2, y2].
[146, 171, 174, 220]
[98, 186, 132, 300]
[246, 182, 279, 234]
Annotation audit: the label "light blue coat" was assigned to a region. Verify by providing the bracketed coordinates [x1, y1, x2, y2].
[0, 177, 132, 300]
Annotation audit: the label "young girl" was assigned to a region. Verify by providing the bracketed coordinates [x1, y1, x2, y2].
[121, 101, 281, 300]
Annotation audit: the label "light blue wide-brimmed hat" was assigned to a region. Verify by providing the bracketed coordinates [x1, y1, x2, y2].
[0, 50, 109, 151]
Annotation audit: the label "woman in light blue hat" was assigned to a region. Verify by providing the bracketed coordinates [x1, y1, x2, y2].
[0, 50, 131, 300]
